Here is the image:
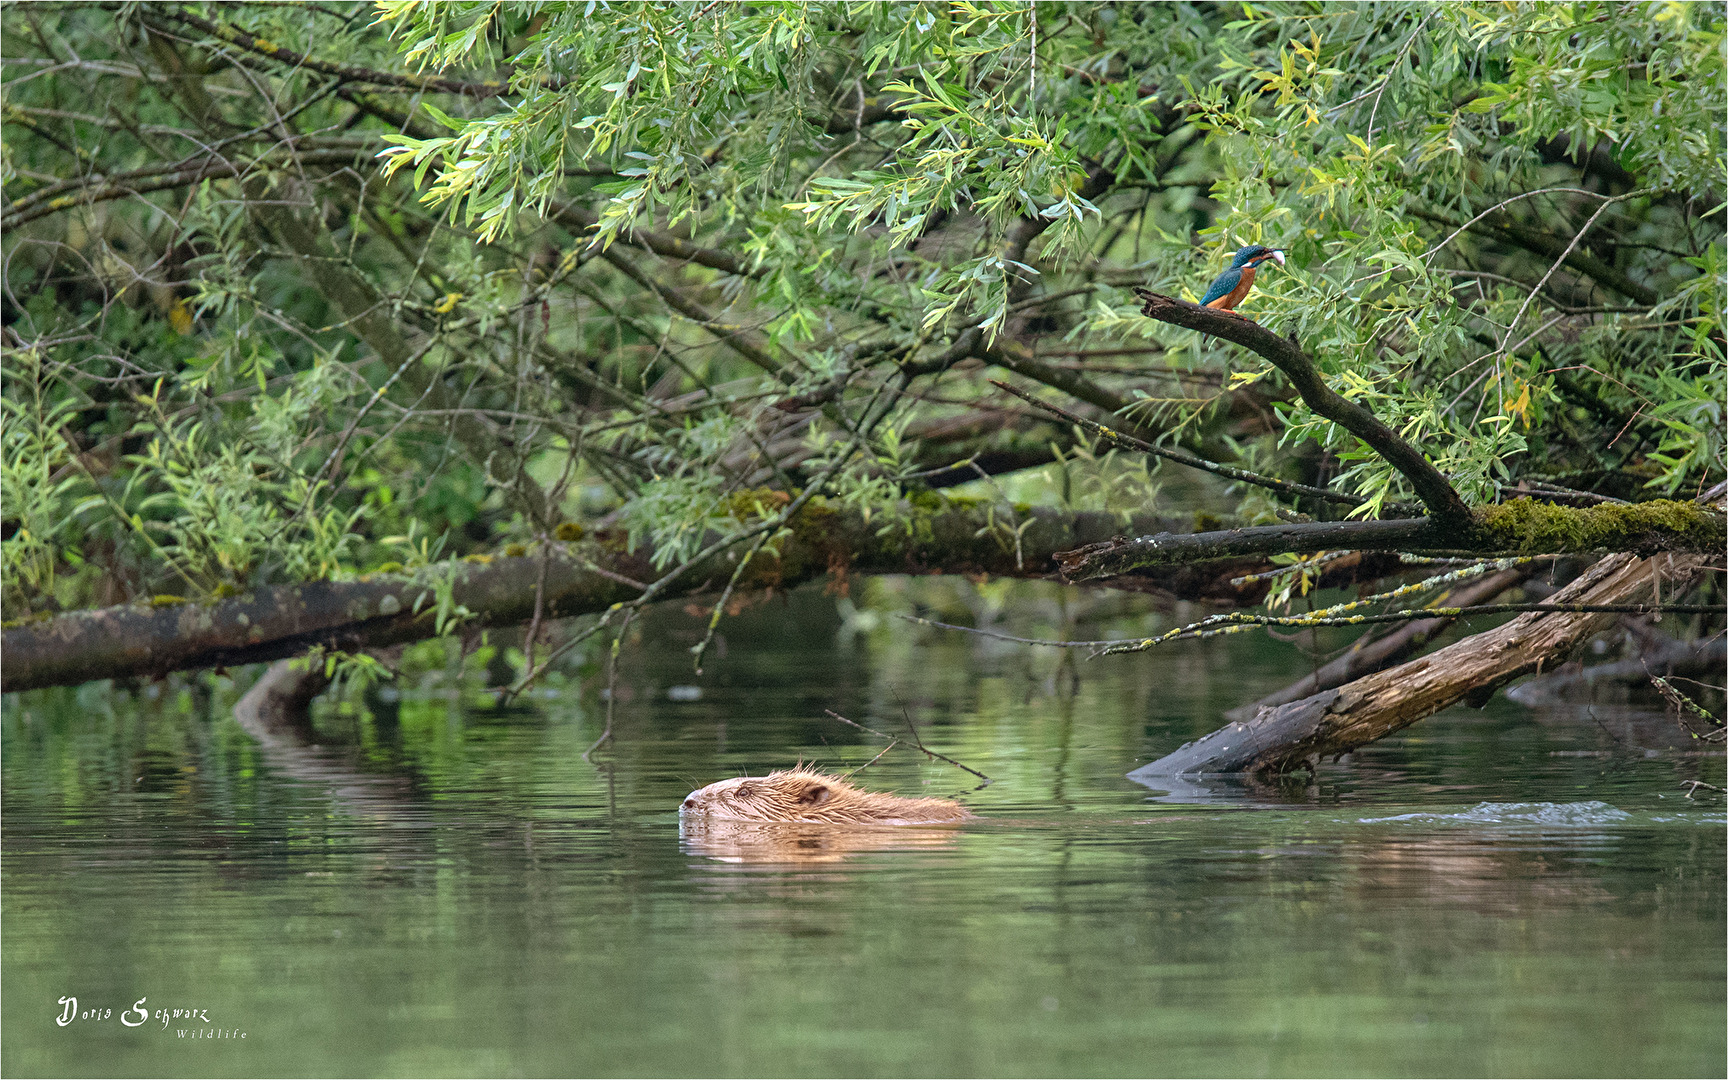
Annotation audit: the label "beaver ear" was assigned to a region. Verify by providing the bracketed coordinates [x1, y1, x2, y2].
[797, 783, 831, 806]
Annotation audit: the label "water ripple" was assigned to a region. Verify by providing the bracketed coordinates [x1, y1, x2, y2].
[1358, 801, 1632, 827]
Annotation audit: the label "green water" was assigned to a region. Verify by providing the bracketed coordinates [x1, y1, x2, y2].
[4, 589, 1724, 1077]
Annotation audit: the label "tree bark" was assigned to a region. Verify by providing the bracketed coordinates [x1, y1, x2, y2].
[1130, 551, 1712, 778]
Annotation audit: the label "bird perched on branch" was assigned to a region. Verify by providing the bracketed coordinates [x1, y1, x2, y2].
[1199, 244, 1285, 312]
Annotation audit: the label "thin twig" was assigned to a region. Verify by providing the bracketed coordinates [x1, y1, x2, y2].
[824, 708, 902, 743]
[824, 708, 991, 783]
[989, 379, 1378, 511]
[692, 529, 774, 675]
[507, 357, 911, 699]
[1495, 190, 1653, 366]
[897, 612, 1129, 649]
[1647, 662, 1725, 742]
[842, 740, 900, 779]
[1229, 551, 1355, 586]
[522, 536, 553, 678]
[901, 604, 1717, 658]
[584, 607, 635, 761]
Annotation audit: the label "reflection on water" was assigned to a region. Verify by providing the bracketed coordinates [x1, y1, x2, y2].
[3, 589, 1723, 1077]
[679, 817, 962, 864]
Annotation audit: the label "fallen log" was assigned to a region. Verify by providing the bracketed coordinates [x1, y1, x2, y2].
[1221, 564, 1539, 722]
[1130, 551, 1713, 778]
[3, 501, 1308, 694]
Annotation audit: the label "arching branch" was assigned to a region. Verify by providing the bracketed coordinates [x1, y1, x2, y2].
[1132, 290, 1475, 531]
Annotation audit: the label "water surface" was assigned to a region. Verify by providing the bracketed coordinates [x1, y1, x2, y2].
[4, 589, 1723, 1077]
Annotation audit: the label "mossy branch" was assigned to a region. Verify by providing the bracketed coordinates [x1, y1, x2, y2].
[1055, 498, 1724, 580]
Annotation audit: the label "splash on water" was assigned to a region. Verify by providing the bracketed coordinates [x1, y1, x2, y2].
[1359, 801, 1632, 827]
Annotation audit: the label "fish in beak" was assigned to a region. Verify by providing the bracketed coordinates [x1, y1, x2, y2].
[1269, 249, 1286, 267]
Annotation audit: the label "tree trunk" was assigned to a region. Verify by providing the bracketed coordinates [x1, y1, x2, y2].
[1130, 552, 1712, 778]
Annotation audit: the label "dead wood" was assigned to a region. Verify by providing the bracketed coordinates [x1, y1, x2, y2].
[231, 658, 417, 815]
[1131, 551, 1713, 778]
[232, 657, 331, 746]
[1055, 497, 1724, 580]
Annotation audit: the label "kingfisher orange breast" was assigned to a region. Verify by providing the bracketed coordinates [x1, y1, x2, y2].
[1209, 264, 1256, 311]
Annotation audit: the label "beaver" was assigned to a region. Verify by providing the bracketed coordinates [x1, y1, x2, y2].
[679, 768, 971, 824]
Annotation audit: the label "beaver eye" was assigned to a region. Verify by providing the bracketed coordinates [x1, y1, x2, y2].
[734, 783, 754, 798]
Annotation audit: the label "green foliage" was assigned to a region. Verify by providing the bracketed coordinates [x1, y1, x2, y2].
[0, 350, 97, 615]
[2, 0, 1721, 624]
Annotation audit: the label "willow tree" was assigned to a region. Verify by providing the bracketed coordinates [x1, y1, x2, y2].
[3, 2, 1722, 765]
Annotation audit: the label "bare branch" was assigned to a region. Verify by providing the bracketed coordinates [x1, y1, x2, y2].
[989, 378, 1378, 511]
[1132, 289, 1475, 529]
[1055, 497, 1723, 580]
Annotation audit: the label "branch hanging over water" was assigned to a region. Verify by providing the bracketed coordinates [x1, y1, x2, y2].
[1053, 498, 1725, 581]
[3, 502, 1264, 694]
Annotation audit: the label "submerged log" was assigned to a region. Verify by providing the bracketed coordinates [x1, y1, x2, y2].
[231, 658, 415, 814]
[231, 656, 331, 746]
[1131, 551, 1713, 778]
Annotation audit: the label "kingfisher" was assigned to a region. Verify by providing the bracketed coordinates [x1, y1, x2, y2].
[1199, 244, 1286, 311]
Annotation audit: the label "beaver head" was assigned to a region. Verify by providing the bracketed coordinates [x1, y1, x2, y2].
[679, 768, 970, 824]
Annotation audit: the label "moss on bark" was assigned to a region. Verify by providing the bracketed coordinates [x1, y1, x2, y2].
[1473, 498, 1724, 556]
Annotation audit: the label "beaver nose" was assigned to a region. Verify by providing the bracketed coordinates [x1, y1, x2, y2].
[680, 797, 696, 812]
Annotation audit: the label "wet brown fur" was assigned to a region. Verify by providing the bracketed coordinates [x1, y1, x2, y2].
[679, 768, 971, 824]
